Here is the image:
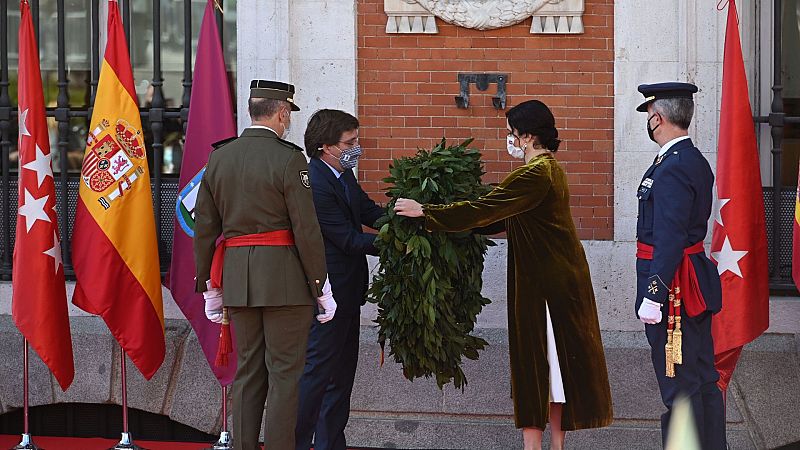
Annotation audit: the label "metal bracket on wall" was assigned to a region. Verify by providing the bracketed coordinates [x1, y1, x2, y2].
[454, 73, 508, 109]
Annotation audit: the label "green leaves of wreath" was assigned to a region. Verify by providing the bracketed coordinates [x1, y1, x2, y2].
[368, 138, 494, 389]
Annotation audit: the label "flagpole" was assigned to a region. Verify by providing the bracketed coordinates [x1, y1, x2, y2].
[206, 385, 232, 450]
[109, 346, 146, 450]
[11, 340, 42, 450]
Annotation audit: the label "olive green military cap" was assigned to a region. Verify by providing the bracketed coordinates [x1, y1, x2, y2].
[250, 79, 300, 111]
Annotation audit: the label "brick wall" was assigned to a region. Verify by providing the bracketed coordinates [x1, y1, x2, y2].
[356, 0, 614, 240]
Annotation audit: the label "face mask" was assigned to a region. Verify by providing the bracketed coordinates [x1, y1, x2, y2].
[333, 144, 362, 170]
[506, 135, 525, 159]
[646, 114, 660, 143]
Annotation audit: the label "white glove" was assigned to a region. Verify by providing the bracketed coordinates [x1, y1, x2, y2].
[637, 298, 663, 325]
[316, 278, 337, 323]
[203, 279, 224, 324]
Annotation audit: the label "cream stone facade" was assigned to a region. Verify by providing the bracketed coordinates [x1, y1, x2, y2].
[227, 0, 798, 333]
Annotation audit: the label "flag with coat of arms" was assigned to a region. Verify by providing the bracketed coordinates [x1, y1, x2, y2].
[71, 0, 165, 380]
[168, 0, 238, 385]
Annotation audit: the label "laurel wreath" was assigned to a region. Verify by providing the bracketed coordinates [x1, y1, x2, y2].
[368, 138, 494, 389]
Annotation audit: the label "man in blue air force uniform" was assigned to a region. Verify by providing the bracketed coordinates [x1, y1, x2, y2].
[634, 82, 725, 449]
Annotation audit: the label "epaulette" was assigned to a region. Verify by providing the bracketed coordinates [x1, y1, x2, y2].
[276, 137, 305, 152]
[211, 136, 237, 150]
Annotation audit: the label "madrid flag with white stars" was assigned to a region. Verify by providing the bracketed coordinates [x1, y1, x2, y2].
[12, 0, 74, 391]
[709, 0, 769, 393]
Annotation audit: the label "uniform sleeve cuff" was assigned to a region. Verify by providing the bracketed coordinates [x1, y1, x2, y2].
[646, 274, 668, 304]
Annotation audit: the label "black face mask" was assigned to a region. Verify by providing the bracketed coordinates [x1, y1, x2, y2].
[647, 114, 660, 143]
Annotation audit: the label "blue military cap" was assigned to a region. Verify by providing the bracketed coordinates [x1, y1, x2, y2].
[250, 79, 300, 111]
[636, 82, 698, 112]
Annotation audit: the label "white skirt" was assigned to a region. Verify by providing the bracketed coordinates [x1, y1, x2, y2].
[545, 302, 566, 403]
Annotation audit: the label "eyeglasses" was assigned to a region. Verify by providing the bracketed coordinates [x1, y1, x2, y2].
[338, 138, 359, 147]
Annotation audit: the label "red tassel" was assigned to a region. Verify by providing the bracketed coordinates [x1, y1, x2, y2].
[215, 308, 233, 367]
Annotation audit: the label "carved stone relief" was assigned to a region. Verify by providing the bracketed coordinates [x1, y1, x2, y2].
[384, 0, 585, 34]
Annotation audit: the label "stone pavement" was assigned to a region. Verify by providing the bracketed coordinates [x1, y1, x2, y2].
[0, 317, 798, 449]
[345, 328, 800, 449]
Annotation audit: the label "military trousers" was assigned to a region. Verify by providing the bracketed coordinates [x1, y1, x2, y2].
[645, 311, 726, 449]
[229, 305, 314, 450]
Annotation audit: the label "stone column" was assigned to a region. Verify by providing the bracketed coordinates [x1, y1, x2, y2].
[236, 0, 357, 144]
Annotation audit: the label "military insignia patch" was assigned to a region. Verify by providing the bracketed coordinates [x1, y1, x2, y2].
[646, 275, 666, 299]
[300, 170, 310, 189]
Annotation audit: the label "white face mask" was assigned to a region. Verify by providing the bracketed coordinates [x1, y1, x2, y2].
[281, 111, 291, 139]
[506, 135, 525, 159]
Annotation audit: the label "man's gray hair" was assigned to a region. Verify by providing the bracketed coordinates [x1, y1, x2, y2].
[651, 98, 694, 130]
[248, 98, 288, 120]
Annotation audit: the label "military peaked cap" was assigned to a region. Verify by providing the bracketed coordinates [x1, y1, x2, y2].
[636, 82, 698, 112]
[250, 79, 300, 111]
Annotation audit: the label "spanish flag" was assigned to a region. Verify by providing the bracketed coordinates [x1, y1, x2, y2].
[72, 0, 165, 379]
[794, 168, 800, 290]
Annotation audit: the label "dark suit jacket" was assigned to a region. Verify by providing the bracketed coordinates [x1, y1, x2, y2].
[308, 157, 384, 315]
[635, 138, 722, 314]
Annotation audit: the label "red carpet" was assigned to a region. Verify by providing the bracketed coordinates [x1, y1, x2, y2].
[0, 435, 374, 449]
[0, 434, 257, 449]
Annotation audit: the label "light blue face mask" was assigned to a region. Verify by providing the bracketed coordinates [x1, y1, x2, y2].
[335, 144, 362, 170]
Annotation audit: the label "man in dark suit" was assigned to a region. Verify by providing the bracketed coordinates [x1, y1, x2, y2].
[295, 109, 385, 450]
[194, 80, 336, 450]
[634, 82, 725, 449]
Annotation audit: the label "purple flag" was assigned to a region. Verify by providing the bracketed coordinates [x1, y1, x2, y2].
[169, 0, 237, 386]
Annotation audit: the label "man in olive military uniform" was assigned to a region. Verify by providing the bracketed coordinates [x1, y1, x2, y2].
[194, 80, 337, 450]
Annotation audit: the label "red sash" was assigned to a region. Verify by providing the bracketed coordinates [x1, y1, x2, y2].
[636, 241, 707, 317]
[210, 230, 295, 288]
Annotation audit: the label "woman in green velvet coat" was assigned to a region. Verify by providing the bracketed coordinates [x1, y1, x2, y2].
[395, 100, 613, 450]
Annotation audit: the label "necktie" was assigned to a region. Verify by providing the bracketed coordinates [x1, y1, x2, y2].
[339, 176, 350, 204]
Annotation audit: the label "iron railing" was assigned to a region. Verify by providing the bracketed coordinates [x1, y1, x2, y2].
[0, 1, 797, 290]
[0, 0, 230, 279]
[754, 0, 800, 291]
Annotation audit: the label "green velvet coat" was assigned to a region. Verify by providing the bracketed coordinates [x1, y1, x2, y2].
[423, 153, 613, 430]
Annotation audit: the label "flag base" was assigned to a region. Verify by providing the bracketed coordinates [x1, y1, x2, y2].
[108, 432, 147, 450]
[204, 431, 232, 450]
[11, 433, 43, 450]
